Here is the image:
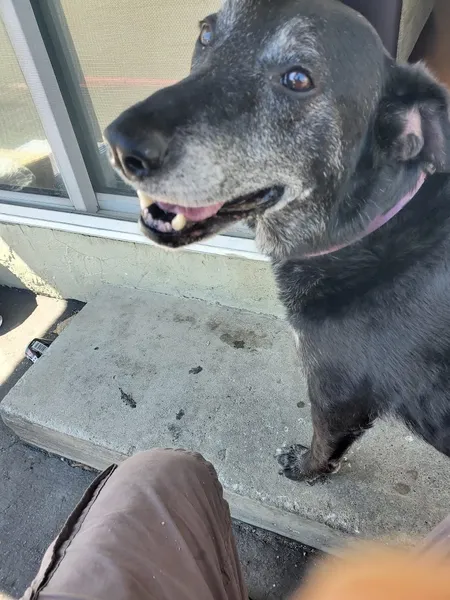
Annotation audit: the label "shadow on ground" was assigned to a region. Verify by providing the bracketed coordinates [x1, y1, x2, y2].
[0, 287, 84, 401]
[0, 290, 37, 337]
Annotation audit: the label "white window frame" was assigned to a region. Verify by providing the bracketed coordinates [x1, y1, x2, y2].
[0, 0, 265, 262]
[0, 201, 267, 261]
[0, 189, 73, 210]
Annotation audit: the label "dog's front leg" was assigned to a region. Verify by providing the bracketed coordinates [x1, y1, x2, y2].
[277, 383, 378, 482]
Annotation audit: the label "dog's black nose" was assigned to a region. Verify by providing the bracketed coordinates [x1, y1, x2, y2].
[104, 121, 169, 181]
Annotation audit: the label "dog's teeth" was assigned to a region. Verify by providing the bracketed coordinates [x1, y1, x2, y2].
[171, 214, 187, 231]
[137, 191, 155, 210]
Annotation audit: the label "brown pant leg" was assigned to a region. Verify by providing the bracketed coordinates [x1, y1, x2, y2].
[23, 449, 247, 600]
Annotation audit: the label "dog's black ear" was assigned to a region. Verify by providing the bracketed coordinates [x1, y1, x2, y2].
[376, 63, 450, 172]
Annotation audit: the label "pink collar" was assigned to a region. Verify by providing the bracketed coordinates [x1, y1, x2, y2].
[306, 171, 427, 258]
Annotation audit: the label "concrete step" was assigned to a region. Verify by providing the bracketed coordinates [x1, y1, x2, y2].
[2, 288, 450, 551]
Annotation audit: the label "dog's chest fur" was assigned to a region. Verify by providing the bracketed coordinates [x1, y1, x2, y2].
[272, 176, 450, 427]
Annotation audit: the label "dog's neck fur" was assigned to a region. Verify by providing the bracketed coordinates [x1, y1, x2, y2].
[305, 170, 427, 258]
[273, 171, 450, 321]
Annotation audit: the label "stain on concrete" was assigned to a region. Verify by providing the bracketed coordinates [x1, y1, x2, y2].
[220, 334, 246, 349]
[207, 319, 220, 331]
[219, 329, 271, 351]
[173, 313, 196, 325]
[176, 409, 185, 420]
[218, 448, 227, 461]
[297, 401, 305, 409]
[119, 387, 137, 409]
[189, 366, 203, 375]
[406, 469, 419, 482]
[168, 423, 181, 442]
[394, 483, 411, 496]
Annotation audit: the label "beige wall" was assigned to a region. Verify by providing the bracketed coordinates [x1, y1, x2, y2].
[0, 223, 282, 316]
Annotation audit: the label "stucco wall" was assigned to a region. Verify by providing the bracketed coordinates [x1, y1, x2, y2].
[0, 223, 282, 316]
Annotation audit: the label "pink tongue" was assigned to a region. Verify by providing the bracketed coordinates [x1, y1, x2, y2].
[157, 201, 224, 222]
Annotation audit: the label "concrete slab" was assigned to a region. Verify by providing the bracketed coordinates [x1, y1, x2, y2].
[2, 288, 450, 550]
[0, 288, 317, 600]
[0, 287, 318, 600]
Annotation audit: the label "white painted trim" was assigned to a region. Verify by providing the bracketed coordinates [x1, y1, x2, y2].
[0, 0, 98, 213]
[97, 192, 140, 214]
[0, 189, 72, 209]
[0, 202, 268, 261]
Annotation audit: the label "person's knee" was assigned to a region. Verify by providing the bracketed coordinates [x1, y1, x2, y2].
[117, 448, 216, 483]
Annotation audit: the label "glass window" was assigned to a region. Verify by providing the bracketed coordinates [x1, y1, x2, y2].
[0, 16, 67, 197]
[35, 0, 220, 198]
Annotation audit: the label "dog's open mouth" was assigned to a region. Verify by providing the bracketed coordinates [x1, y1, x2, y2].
[138, 186, 284, 247]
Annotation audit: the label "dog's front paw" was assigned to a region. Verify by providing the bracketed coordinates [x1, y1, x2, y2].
[276, 444, 340, 483]
[276, 443, 313, 481]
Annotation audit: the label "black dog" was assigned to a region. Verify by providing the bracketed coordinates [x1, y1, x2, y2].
[104, 0, 450, 482]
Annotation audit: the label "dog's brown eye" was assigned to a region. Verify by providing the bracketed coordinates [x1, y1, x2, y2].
[199, 22, 213, 47]
[281, 69, 314, 92]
